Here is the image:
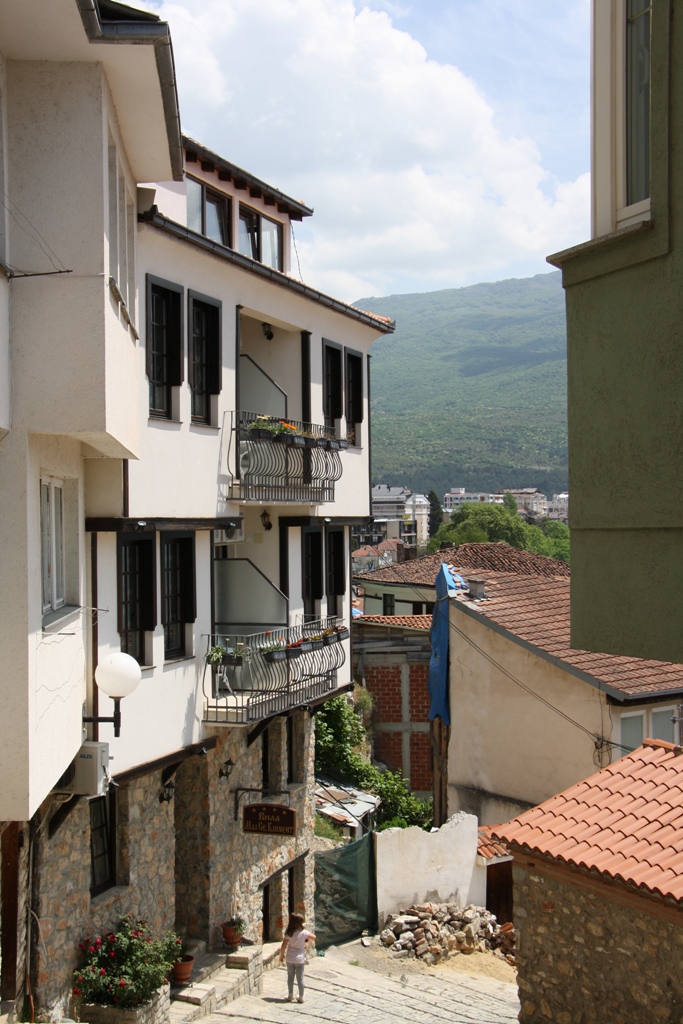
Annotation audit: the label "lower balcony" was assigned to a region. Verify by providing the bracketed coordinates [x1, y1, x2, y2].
[228, 412, 346, 503]
[203, 617, 349, 724]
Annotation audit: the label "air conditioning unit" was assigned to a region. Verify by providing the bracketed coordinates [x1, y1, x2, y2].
[53, 741, 110, 797]
[214, 525, 244, 544]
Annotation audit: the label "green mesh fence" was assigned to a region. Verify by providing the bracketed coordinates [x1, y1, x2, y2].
[314, 832, 378, 949]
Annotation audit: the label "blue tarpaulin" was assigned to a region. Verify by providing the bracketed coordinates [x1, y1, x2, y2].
[427, 563, 464, 725]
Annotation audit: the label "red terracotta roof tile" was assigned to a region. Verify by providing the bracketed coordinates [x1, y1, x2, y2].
[478, 825, 510, 860]
[359, 614, 432, 630]
[353, 542, 570, 584]
[492, 740, 683, 903]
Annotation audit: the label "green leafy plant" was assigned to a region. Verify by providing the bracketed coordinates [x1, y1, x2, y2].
[73, 917, 179, 1009]
[205, 644, 228, 665]
[260, 641, 285, 653]
[314, 814, 344, 841]
[315, 695, 432, 829]
[224, 916, 246, 935]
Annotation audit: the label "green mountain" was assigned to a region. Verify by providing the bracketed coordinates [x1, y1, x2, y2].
[357, 271, 568, 499]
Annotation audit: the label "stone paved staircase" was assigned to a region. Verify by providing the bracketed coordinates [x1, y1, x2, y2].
[169, 940, 281, 1023]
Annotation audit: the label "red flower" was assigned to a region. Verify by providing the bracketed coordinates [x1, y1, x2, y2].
[88, 945, 95, 953]
[100, 968, 106, 976]
[78, 942, 85, 950]
[73, 987, 81, 996]
[95, 938, 102, 947]
[110, 951, 116, 957]
[119, 979, 126, 987]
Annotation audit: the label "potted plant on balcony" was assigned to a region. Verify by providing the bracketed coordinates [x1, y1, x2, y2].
[334, 624, 350, 641]
[306, 634, 325, 651]
[285, 639, 304, 659]
[322, 627, 337, 646]
[73, 917, 179, 1024]
[247, 416, 278, 441]
[224, 642, 250, 666]
[221, 917, 246, 948]
[260, 640, 286, 663]
[206, 643, 228, 666]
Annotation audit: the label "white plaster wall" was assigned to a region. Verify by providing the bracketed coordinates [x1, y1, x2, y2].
[362, 583, 436, 615]
[0, 274, 9, 437]
[448, 601, 609, 822]
[375, 813, 483, 925]
[7, 62, 139, 457]
[94, 530, 213, 773]
[0, 430, 87, 819]
[135, 225, 380, 521]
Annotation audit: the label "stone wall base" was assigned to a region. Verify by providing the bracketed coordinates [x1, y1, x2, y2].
[78, 984, 169, 1024]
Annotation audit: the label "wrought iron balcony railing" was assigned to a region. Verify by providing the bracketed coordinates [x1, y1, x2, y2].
[228, 412, 346, 503]
[202, 616, 349, 725]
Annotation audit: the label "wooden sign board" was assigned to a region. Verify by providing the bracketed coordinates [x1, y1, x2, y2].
[243, 803, 297, 837]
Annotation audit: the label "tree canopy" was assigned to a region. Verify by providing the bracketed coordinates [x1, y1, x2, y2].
[428, 489, 443, 537]
[427, 502, 569, 562]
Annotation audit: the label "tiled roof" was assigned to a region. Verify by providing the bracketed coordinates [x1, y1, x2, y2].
[478, 825, 510, 860]
[359, 614, 432, 630]
[354, 542, 570, 584]
[492, 740, 683, 903]
[456, 573, 683, 697]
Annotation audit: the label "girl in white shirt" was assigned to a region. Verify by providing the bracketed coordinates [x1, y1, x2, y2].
[279, 913, 316, 1003]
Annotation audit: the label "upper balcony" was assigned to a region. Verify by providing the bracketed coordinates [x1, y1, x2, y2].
[202, 617, 349, 724]
[228, 411, 346, 503]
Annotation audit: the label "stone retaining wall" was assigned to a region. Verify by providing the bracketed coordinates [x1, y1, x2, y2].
[513, 860, 683, 1024]
[81, 983, 170, 1024]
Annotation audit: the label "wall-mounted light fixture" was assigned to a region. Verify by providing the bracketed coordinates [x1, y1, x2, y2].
[159, 780, 175, 803]
[261, 322, 274, 341]
[219, 758, 236, 780]
[260, 510, 272, 531]
[83, 653, 141, 738]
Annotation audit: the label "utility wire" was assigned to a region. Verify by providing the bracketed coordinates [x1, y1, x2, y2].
[290, 223, 304, 282]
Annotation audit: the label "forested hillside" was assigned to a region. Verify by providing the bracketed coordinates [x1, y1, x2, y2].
[357, 271, 568, 497]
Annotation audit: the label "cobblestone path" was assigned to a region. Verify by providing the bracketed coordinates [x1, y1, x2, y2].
[204, 956, 520, 1024]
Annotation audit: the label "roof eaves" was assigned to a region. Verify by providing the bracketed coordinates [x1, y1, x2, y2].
[183, 135, 313, 220]
[142, 212, 396, 333]
[76, 0, 183, 181]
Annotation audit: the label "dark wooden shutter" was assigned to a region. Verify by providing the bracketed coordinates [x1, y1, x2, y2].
[323, 343, 342, 420]
[207, 302, 222, 395]
[303, 529, 323, 600]
[139, 537, 157, 631]
[326, 528, 345, 596]
[181, 535, 197, 623]
[301, 331, 311, 423]
[346, 351, 363, 424]
[168, 288, 183, 386]
[145, 277, 154, 380]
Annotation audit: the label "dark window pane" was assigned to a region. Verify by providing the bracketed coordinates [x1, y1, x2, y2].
[120, 543, 144, 663]
[383, 593, 395, 616]
[90, 795, 115, 894]
[191, 303, 209, 422]
[323, 344, 343, 430]
[186, 177, 203, 233]
[239, 207, 259, 260]
[149, 286, 171, 416]
[205, 193, 227, 245]
[626, 0, 651, 205]
[163, 539, 185, 658]
[261, 217, 281, 270]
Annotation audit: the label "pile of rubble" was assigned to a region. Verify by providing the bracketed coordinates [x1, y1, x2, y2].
[379, 903, 516, 966]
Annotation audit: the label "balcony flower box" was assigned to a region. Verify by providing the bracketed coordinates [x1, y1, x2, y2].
[335, 628, 350, 641]
[338, 439, 349, 451]
[307, 638, 324, 651]
[263, 649, 286, 663]
[322, 633, 338, 646]
[247, 427, 274, 441]
[285, 645, 303, 660]
[302, 435, 317, 448]
[324, 438, 341, 451]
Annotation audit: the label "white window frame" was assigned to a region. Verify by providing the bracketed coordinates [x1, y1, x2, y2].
[41, 476, 65, 615]
[591, 0, 652, 237]
[619, 705, 677, 752]
[650, 705, 676, 745]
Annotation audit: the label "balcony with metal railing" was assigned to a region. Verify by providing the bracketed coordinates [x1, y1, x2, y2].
[228, 411, 347, 503]
[202, 616, 349, 725]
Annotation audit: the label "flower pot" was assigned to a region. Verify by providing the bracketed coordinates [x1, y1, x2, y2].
[263, 649, 286, 663]
[302, 436, 316, 448]
[322, 634, 337, 646]
[338, 439, 349, 450]
[297, 641, 313, 652]
[224, 653, 244, 666]
[307, 639, 324, 651]
[325, 438, 341, 451]
[80, 986, 170, 1024]
[221, 923, 244, 947]
[172, 955, 194, 985]
[285, 646, 303, 660]
[248, 428, 274, 441]
[273, 432, 294, 445]
[335, 628, 350, 641]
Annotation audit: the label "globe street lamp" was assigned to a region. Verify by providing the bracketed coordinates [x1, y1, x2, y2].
[83, 652, 141, 738]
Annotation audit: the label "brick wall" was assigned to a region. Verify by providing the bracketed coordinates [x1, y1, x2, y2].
[374, 732, 403, 775]
[409, 663, 430, 721]
[409, 732, 432, 791]
[513, 859, 683, 1023]
[365, 665, 402, 721]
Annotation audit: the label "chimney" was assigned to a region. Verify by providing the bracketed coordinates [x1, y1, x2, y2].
[467, 577, 486, 600]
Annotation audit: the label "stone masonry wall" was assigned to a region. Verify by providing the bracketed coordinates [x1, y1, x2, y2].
[513, 860, 683, 1024]
[32, 770, 175, 1022]
[205, 714, 315, 947]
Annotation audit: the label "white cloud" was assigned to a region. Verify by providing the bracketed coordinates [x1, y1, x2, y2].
[149, 0, 590, 299]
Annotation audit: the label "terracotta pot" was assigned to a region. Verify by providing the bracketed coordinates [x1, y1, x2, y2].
[221, 923, 243, 947]
[172, 955, 194, 985]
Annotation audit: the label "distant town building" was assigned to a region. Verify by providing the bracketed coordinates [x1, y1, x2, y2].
[354, 485, 429, 552]
[443, 488, 504, 511]
[496, 488, 547, 516]
[351, 539, 407, 574]
[404, 492, 430, 547]
[546, 492, 569, 522]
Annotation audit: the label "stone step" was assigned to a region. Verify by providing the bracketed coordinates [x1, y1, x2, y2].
[173, 982, 217, 1009]
[261, 941, 281, 972]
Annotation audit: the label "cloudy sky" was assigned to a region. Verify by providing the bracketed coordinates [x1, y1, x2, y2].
[146, 0, 590, 301]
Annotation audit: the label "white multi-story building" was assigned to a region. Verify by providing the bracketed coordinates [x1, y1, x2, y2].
[500, 488, 548, 516]
[546, 493, 569, 522]
[0, 1, 392, 1016]
[404, 492, 430, 547]
[443, 489, 504, 511]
